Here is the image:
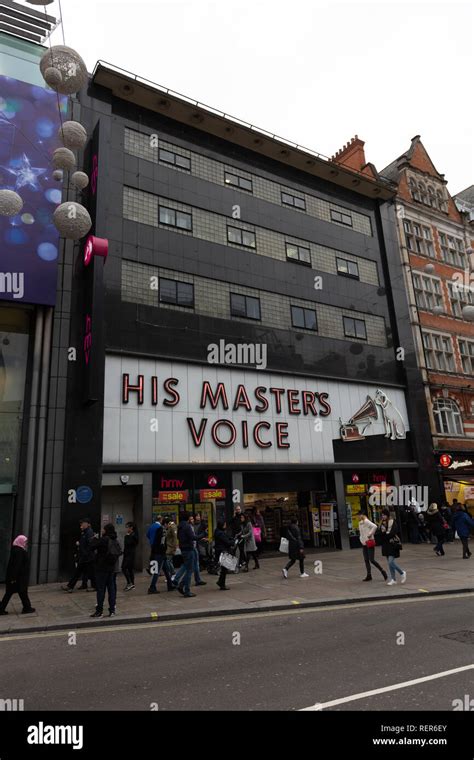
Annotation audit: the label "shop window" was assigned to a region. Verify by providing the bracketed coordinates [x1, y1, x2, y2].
[281, 190, 306, 210]
[159, 278, 194, 307]
[224, 171, 253, 192]
[227, 226, 256, 248]
[336, 257, 359, 279]
[343, 316, 367, 340]
[230, 293, 261, 320]
[286, 242, 311, 265]
[433, 398, 464, 436]
[291, 305, 318, 331]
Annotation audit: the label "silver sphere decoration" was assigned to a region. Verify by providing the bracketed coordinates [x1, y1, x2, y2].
[43, 67, 63, 88]
[40, 46, 88, 95]
[53, 202, 92, 240]
[423, 263, 435, 274]
[0, 189, 23, 216]
[432, 306, 444, 316]
[26, 0, 54, 4]
[53, 170, 64, 182]
[58, 121, 87, 151]
[462, 305, 474, 322]
[52, 147, 76, 171]
[71, 171, 89, 190]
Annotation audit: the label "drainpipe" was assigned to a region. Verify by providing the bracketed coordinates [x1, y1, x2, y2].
[22, 307, 44, 540]
[30, 307, 53, 584]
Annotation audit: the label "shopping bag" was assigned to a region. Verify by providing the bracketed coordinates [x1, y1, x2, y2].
[279, 537, 289, 553]
[219, 552, 239, 572]
[253, 526, 262, 543]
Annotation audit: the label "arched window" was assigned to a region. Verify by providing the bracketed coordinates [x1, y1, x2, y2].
[437, 190, 446, 212]
[433, 398, 464, 435]
[419, 182, 427, 204]
[427, 186, 436, 207]
[409, 178, 420, 201]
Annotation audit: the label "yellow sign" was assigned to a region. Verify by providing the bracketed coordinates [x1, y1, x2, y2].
[346, 484, 366, 494]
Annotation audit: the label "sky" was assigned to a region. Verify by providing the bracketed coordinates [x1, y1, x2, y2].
[46, 0, 473, 194]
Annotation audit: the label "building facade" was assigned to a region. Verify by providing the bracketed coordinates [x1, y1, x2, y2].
[381, 137, 474, 508]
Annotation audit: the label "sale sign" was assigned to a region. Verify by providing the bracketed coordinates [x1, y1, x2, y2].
[199, 489, 226, 501]
[158, 490, 188, 503]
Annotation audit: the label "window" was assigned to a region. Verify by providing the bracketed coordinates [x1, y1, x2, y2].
[409, 178, 420, 202]
[433, 398, 464, 436]
[343, 316, 367, 340]
[286, 242, 311, 265]
[404, 219, 414, 251]
[428, 186, 436, 208]
[437, 191, 447, 212]
[448, 281, 473, 318]
[230, 293, 261, 320]
[422, 331, 454, 371]
[159, 278, 194, 307]
[419, 182, 427, 205]
[224, 172, 252, 192]
[422, 226, 435, 257]
[330, 209, 353, 227]
[159, 205, 192, 230]
[459, 339, 474, 374]
[439, 233, 465, 267]
[336, 257, 359, 279]
[159, 148, 191, 171]
[291, 306, 318, 331]
[227, 226, 256, 248]
[281, 191, 306, 210]
[413, 273, 443, 311]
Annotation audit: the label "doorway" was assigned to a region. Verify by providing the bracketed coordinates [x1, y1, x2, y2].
[101, 486, 143, 571]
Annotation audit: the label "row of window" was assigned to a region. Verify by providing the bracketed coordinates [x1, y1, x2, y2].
[413, 272, 473, 317]
[156, 276, 368, 338]
[403, 220, 467, 267]
[408, 178, 448, 213]
[422, 330, 474, 375]
[156, 200, 362, 279]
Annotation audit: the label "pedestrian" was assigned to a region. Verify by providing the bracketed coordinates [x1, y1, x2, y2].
[148, 516, 175, 594]
[194, 515, 209, 570]
[407, 507, 421, 544]
[357, 510, 387, 582]
[61, 518, 96, 593]
[230, 505, 246, 566]
[379, 509, 407, 586]
[146, 515, 162, 575]
[239, 513, 259, 571]
[0, 535, 35, 616]
[90, 523, 122, 618]
[122, 521, 138, 591]
[440, 503, 454, 542]
[174, 514, 197, 598]
[282, 518, 308, 578]
[213, 520, 234, 590]
[426, 503, 447, 556]
[172, 515, 207, 589]
[452, 503, 474, 559]
[417, 511, 429, 543]
[191, 515, 208, 586]
[251, 507, 266, 555]
[165, 515, 179, 575]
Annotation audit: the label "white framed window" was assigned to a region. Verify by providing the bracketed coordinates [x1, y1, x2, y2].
[439, 233, 466, 267]
[422, 226, 435, 257]
[433, 398, 464, 435]
[227, 226, 256, 248]
[422, 331, 455, 371]
[447, 281, 473, 317]
[458, 339, 474, 375]
[413, 273, 443, 311]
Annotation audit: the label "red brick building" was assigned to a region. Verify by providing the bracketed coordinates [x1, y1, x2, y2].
[380, 137, 474, 506]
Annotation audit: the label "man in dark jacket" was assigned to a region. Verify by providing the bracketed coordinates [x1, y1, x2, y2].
[453, 504, 474, 559]
[0, 535, 35, 615]
[90, 524, 121, 618]
[175, 514, 196, 598]
[62, 518, 96, 592]
[214, 521, 234, 590]
[148, 518, 174, 594]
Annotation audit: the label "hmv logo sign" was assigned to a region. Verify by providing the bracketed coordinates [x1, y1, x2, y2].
[160, 477, 185, 489]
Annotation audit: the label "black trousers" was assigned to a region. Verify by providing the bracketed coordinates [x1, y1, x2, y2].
[461, 537, 471, 557]
[362, 546, 385, 577]
[68, 561, 95, 589]
[245, 550, 260, 568]
[217, 566, 228, 587]
[0, 584, 32, 612]
[285, 556, 305, 574]
[122, 562, 135, 585]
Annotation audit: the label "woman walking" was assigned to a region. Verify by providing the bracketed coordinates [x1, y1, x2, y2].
[240, 513, 259, 571]
[122, 521, 138, 591]
[357, 510, 387, 582]
[0, 535, 35, 615]
[282, 518, 308, 578]
[213, 520, 234, 590]
[453, 504, 474, 559]
[379, 509, 406, 586]
[427, 503, 447, 556]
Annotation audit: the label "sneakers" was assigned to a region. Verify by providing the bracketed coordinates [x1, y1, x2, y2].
[124, 584, 135, 591]
[386, 579, 396, 586]
[400, 572, 407, 584]
[90, 610, 103, 618]
[300, 573, 309, 578]
[282, 568, 288, 579]
[86, 587, 96, 592]
[183, 592, 196, 598]
[108, 611, 116, 617]
[61, 585, 73, 593]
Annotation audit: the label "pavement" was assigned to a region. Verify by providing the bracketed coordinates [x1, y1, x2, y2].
[0, 543, 472, 634]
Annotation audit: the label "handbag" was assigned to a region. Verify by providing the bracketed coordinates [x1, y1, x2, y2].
[253, 526, 262, 543]
[389, 535, 403, 550]
[219, 551, 238, 572]
[365, 539, 376, 549]
[279, 536, 289, 553]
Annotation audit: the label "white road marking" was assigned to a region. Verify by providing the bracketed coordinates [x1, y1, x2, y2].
[300, 664, 474, 711]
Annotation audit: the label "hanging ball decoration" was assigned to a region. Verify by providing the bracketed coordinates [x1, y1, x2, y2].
[53, 202, 92, 240]
[40, 46, 88, 95]
[43, 67, 63, 88]
[71, 171, 89, 190]
[462, 305, 474, 322]
[52, 147, 76, 171]
[53, 170, 64, 182]
[58, 121, 87, 151]
[423, 263, 435, 274]
[432, 306, 444, 316]
[0, 189, 23, 216]
[26, 0, 55, 4]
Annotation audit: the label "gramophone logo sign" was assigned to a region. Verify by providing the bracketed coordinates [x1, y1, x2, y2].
[340, 389, 407, 442]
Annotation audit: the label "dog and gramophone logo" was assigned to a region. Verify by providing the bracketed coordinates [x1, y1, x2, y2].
[339, 388, 406, 442]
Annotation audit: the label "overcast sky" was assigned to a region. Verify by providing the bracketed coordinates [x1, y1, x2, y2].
[49, 0, 473, 194]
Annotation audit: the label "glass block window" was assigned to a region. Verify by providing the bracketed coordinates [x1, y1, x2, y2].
[123, 186, 158, 226]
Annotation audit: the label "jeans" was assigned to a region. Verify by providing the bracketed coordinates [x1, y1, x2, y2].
[0, 584, 33, 612]
[434, 537, 445, 555]
[193, 548, 202, 583]
[387, 555, 404, 581]
[174, 549, 201, 586]
[149, 554, 173, 590]
[95, 571, 117, 613]
[178, 549, 194, 594]
[68, 560, 95, 589]
[362, 545, 386, 578]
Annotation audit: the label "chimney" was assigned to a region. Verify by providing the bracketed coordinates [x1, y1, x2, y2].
[331, 135, 368, 173]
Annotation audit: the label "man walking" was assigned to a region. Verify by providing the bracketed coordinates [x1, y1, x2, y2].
[62, 518, 96, 593]
[453, 503, 474, 559]
[148, 517, 174, 594]
[357, 510, 387, 582]
[175, 514, 196, 598]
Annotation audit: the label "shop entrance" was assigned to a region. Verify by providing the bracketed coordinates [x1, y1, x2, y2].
[101, 486, 143, 570]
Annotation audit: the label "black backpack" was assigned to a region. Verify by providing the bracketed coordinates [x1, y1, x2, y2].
[105, 537, 122, 567]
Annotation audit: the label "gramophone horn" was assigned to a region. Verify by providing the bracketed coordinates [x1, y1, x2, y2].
[349, 396, 378, 424]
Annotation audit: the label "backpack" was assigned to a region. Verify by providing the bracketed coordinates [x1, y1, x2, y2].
[105, 537, 122, 568]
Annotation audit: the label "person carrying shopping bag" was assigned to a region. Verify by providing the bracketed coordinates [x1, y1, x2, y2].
[378, 509, 407, 586]
[357, 511, 387, 582]
[282, 518, 308, 578]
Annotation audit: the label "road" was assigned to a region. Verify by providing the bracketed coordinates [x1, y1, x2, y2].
[0, 594, 473, 711]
